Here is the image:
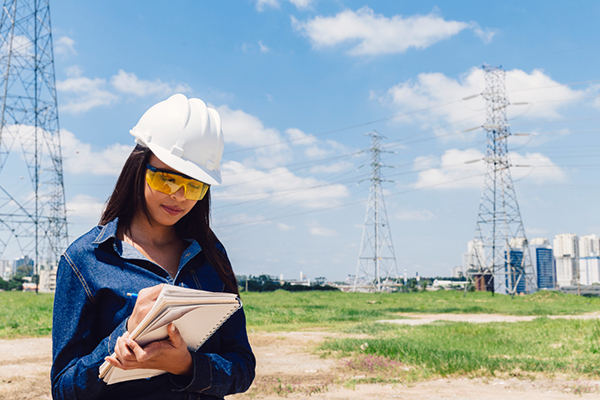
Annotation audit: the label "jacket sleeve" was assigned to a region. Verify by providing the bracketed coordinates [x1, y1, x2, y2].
[51, 253, 128, 400]
[169, 305, 256, 396]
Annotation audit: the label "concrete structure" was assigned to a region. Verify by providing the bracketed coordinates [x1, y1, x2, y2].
[579, 253, 600, 286]
[504, 248, 526, 294]
[462, 240, 484, 272]
[38, 267, 57, 293]
[554, 234, 579, 287]
[580, 235, 600, 258]
[529, 239, 555, 290]
[451, 266, 463, 278]
[0, 259, 11, 280]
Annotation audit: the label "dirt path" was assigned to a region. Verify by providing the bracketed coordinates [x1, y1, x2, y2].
[2, 315, 600, 399]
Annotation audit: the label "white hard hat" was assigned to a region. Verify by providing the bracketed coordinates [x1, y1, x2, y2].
[130, 93, 224, 185]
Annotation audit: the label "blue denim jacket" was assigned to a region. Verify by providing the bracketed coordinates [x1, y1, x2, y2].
[51, 218, 255, 400]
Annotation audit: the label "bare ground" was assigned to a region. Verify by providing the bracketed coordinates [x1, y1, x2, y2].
[2, 314, 600, 399]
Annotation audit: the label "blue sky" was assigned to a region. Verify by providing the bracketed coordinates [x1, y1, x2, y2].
[25, 0, 600, 281]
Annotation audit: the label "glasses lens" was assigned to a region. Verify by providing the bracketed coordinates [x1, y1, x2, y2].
[146, 168, 209, 201]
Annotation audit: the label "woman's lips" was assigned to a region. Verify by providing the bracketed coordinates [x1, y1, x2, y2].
[162, 205, 183, 215]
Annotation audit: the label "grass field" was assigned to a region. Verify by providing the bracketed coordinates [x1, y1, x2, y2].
[322, 318, 600, 380]
[241, 289, 600, 329]
[0, 291, 53, 338]
[2, 289, 600, 380]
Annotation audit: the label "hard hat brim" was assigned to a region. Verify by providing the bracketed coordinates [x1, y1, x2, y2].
[144, 141, 222, 186]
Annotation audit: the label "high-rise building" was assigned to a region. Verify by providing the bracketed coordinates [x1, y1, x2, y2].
[530, 237, 549, 246]
[462, 240, 484, 273]
[529, 239, 555, 289]
[13, 255, 34, 276]
[554, 234, 579, 287]
[554, 234, 578, 258]
[580, 235, 600, 258]
[505, 248, 526, 294]
[451, 266, 463, 278]
[0, 259, 11, 280]
[579, 252, 600, 286]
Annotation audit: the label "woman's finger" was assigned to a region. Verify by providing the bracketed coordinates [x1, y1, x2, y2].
[114, 336, 136, 363]
[167, 324, 182, 343]
[104, 355, 124, 369]
[125, 337, 150, 363]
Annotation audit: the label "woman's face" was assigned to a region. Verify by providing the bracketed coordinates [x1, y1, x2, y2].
[144, 155, 198, 227]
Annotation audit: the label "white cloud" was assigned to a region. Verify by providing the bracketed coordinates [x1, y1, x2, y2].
[1, 35, 32, 57]
[258, 40, 270, 53]
[285, 128, 318, 145]
[216, 104, 290, 168]
[66, 194, 104, 221]
[292, 7, 478, 56]
[277, 222, 294, 231]
[57, 69, 191, 113]
[256, 0, 315, 11]
[307, 221, 337, 237]
[217, 160, 350, 209]
[413, 148, 566, 189]
[60, 129, 132, 175]
[284, 128, 347, 159]
[304, 145, 331, 158]
[56, 75, 118, 113]
[65, 65, 84, 78]
[54, 36, 76, 56]
[216, 213, 269, 228]
[472, 25, 496, 44]
[110, 70, 190, 97]
[382, 67, 587, 136]
[309, 160, 353, 174]
[394, 209, 435, 221]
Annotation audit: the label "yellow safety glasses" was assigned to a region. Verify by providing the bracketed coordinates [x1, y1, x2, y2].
[145, 164, 209, 201]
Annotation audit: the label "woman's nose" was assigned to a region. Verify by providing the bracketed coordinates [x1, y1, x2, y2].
[171, 185, 187, 201]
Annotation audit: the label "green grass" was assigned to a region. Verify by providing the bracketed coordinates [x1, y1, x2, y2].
[2, 288, 600, 380]
[0, 291, 54, 338]
[241, 289, 600, 330]
[320, 318, 600, 379]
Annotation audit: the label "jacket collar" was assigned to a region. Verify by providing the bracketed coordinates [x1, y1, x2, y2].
[92, 218, 119, 247]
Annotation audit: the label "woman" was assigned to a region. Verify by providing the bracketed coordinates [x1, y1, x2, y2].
[51, 94, 255, 400]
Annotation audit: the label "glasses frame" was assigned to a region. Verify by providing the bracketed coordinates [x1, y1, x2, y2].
[145, 163, 209, 201]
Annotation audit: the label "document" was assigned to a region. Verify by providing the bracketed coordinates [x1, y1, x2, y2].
[98, 285, 241, 384]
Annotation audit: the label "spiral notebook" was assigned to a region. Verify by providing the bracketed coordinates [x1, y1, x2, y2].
[98, 285, 241, 385]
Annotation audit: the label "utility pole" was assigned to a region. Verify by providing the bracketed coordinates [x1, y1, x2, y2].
[468, 65, 536, 296]
[0, 0, 68, 291]
[354, 131, 399, 292]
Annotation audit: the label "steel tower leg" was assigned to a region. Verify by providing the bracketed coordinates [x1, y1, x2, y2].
[0, 0, 68, 291]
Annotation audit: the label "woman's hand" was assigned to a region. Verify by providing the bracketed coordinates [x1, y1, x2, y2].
[104, 323, 193, 376]
[127, 284, 164, 333]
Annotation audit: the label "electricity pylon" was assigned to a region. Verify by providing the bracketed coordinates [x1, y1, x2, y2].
[354, 131, 399, 292]
[468, 65, 535, 295]
[0, 0, 68, 287]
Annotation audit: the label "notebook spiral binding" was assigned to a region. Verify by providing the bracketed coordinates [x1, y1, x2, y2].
[191, 299, 242, 351]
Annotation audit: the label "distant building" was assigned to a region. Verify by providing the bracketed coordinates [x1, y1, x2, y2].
[462, 240, 484, 272]
[580, 235, 600, 258]
[554, 234, 579, 287]
[0, 259, 11, 280]
[13, 255, 34, 276]
[509, 237, 528, 248]
[529, 239, 555, 290]
[451, 266, 463, 278]
[580, 252, 600, 286]
[504, 248, 526, 294]
[39, 266, 57, 293]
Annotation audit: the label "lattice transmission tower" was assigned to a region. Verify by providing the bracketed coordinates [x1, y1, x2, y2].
[353, 131, 399, 292]
[468, 65, 535, 295]
[0, 0, 68, 285]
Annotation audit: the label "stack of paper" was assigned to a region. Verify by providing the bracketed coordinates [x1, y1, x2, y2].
[99, 285, 241, 384]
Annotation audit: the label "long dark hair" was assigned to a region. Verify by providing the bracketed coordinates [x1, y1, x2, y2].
[100, 144, 239, 294]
